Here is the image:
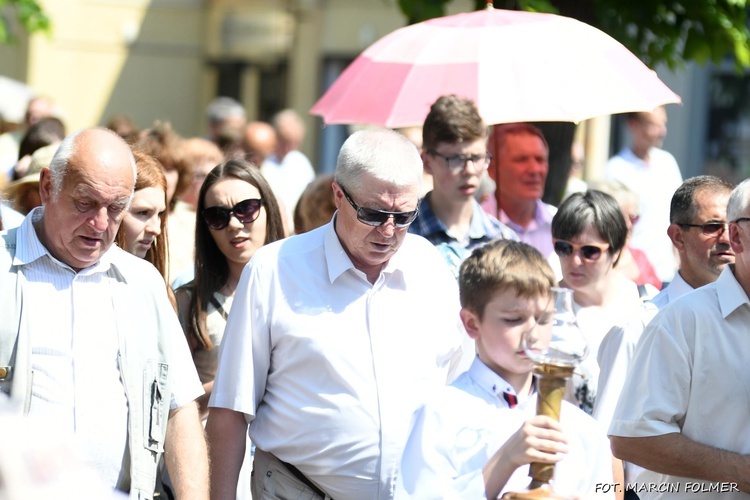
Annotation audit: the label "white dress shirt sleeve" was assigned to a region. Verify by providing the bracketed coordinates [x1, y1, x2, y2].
[608, 313, 690, 438]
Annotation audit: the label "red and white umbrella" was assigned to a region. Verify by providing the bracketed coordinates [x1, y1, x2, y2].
[311, 7, 681, 127]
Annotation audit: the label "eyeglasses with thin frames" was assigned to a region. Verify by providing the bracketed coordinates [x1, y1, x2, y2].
[427, 150, 492, 172]
[340, 185, 419, 228]
[677, 221, 727, 237]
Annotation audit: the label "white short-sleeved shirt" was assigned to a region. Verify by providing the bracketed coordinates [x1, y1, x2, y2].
[595, 271, 689, 486]
[396, 357, 614, 499]
[210, 220, 471, 500]
[13, 209, 203, 489]
[604, 147, 683, 282]
[609, 265, 750, 499]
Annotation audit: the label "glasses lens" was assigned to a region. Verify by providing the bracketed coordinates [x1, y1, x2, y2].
[392, 210, 419, 227]
[356, 207, 418, 228]
[202, 207, 230, 230]
[702, 223, 725, 236]
[447, 153, 490, 171]
[356, 208, 390, 226]
[234, 199, 263, 223]
[581, 245, 603, 260]
[554, 241, 573, 257]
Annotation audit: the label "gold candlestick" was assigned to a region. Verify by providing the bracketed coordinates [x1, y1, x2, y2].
[502, 364, 575, 500]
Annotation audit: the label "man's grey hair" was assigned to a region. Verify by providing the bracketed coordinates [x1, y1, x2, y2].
[49, 128, 137, 201]
[334, 127, 423, 194]
[206, 96, 246, 124]
[727, 178, 750, 223]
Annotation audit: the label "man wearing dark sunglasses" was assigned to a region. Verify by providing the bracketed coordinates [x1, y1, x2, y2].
[207, 127, 472, 500]
[610, 179, 750, 496]
[409, 95, 517, 277]
[651, 175, 735, 309]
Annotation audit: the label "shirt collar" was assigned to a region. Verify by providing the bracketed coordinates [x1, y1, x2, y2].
[324, 214, 354, 283]
[716, 264, 750, 319]
[324, 212, 409, 285]
[412, 192, 501, 241]
[13, 206, 116, 276]
[468, 357, 522, 400]
[499, 199, 554, 231]
[666, 271, 694, 301]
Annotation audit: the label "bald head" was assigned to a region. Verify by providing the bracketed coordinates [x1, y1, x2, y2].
[49, 128, 136, 201]
[272, 109, 306, 159]
[39, 128, 137, 270]
[243, 121, 277, 166]
[25, 96, 55, 126]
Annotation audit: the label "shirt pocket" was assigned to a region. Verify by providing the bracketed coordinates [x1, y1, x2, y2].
[143, 360, 169, 453]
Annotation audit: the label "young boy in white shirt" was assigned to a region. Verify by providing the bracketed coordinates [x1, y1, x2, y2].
[397, 240, 615, 499]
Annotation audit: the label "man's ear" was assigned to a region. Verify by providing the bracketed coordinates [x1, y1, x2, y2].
[38, 167, 53, 205]
[460, 307, 481, 340]
[421, 150, 434, 176]
[729, 223, 744, 255]
[667, 223, 686, 252]
[331, 181, 345, 211]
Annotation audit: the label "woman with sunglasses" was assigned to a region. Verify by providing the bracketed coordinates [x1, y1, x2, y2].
[551, 190, 646, 416]
[176, 158, 285, 419]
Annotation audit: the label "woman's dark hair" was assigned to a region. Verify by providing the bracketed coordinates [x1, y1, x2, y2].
[552, 190, 628, 261]
[187, 158, 285, 348]
[17, 117, 66, 164]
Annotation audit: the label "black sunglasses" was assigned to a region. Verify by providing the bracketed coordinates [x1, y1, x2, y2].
[553, 240, 609, 261]
[678, 221, 727, 237]
[340, 185, 419, 228]
[202, 198, 264, 230]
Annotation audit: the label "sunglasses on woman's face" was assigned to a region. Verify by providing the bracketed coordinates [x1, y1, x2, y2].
[202, 198, 264, 230]
[553, 240, 609, 261]
[340, 185, 419, 228]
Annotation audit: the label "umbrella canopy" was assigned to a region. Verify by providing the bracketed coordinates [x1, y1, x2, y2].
[311, 8, 681, 128]
[0, 76, 34, 124]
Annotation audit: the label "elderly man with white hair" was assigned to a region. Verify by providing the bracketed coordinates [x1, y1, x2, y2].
[207, 127, 472, 500]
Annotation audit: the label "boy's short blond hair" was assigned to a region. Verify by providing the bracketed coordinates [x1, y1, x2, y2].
[459, 240, 555, 319]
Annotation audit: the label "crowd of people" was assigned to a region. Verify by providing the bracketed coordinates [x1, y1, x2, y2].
[0, 91, 748, 500]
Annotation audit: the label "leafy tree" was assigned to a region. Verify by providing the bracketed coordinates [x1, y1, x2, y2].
[399, 0, 750, 71]
[1, 0, 51, 44]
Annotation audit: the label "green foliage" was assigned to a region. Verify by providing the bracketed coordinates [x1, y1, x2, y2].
[0, 0, 51, 44]
[398, 0, 451, 25]
[592, 0, 750, 71]
[397, 0, 750, 70]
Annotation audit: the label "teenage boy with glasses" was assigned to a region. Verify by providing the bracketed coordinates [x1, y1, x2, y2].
[207, 126, 473, 500]
[409, 95, 517, 278]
